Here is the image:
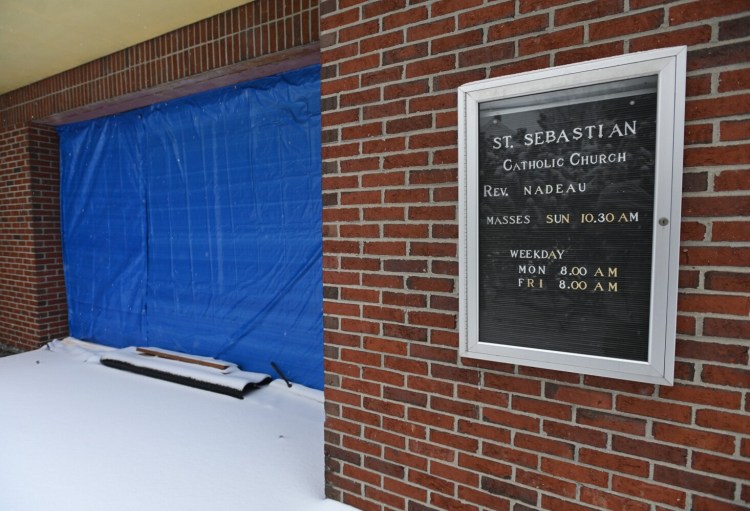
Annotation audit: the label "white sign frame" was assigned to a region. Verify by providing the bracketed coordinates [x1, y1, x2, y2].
[458, 47, 686, 385]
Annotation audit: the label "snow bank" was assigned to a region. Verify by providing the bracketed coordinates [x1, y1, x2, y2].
[0, 339, 354, 511]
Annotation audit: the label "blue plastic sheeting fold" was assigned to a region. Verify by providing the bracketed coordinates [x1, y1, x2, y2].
[58, 66, 323, 389]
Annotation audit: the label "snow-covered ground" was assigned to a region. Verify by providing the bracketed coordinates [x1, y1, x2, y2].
[0, 339, 354, 511]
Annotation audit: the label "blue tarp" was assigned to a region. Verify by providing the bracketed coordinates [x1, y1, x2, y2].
[58, 66, 323, 389]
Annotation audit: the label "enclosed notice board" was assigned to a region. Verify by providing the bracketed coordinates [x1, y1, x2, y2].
[458, 48, 686, 384]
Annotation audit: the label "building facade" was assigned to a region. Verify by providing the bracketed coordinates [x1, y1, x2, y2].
[1, 1, 749, 510]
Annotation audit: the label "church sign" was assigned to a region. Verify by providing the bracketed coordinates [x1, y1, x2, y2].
[458, 47, 686, 384]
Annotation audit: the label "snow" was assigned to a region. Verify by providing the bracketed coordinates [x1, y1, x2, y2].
[0, 338, 355, 511]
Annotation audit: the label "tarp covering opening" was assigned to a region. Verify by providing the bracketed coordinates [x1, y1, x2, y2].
[58, 66, 323, 389]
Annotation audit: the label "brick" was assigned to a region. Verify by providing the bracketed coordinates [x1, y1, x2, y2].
[383, 152, 429, 169]
[430, 30, 483, 56]
[541, 458, 608, 488]
[408, 439, 455, 462]
[435, 68, 487, 91]
[687, 94, 750, 121]
[490, 55, 551, 78]
[431, 0, 484, 16]
[683, 173, 710, 194]
[555, 41, 624, 66]
[340, 190, 382, 206]
[484, 407, 540, 433]
[676, 315, 696, 335]
[654, 421, 737, 454]
[720, 14, 750, 40]
[689, 41, 750, 71]
[339, 20, 380, 44]
[514, 433, 575, 459]
[654, 465, 736, 499]
[488, 13, 549, 42]
[546, 383, 612, 409]
[581, 489, 651, 511]
[381, 291, 426, 308]
[361, 170, 405, 187]
[429, 493, 477, 511]
[360, 31, 404, 55]
[405, 55, 456, 79]
[519, 0, 576, 14]
[459, 1, 515, 28]
[363, 100, 408, 121]
[486, 373, 542, 396]
[342, 122, 382, 140]
[409, 130, 456, 149]
[704, 317, 750, 340]
[458, 486, 512, 511]
[459, 42, 515, 68]
[382, 259, 428, 274]
[612, 475, 686, 508]
[582, 376, 654, 396]
[612, 435, 688, 466]
[340, 157, 380, 173]
[719, 68, 750, 92]
[362, 273, 403, 289]
[512, 395, 572, 420]
[678, 292, 750, 315]
[408, 310, 455, 329]
[383, 323, 427, 342]
[519, 27, 584, 56]
[668, 0, 749, 26]
[693, 452, 750, 480]
[482, 475, 538, 505]
[429, 429, 478, 453]
[362, 0, 406, 19]
[693, 496, 750, 511]
[589, 9, 664, 41]
[361, 138, 405, 159]
[679, 339, 749, 365]
[407, 18, 456, 42]
[320, 7, 360, 32]
[579, 449, 650, 477]
[687, 74, 712, 97]
[660, 382, 742, 409]
[696, 409, 750, 435]
[381, 417, 426, 440]
[630, 25, 712, 53]
[705, 271, 750, 293]
[516, 469, 577, 498]
[577, 409, 646, 435]
[716, 170, 750, 191]
[544, 421, 607, 448]
[384, 80, 430, 103]
[519, 367, 580, 384]
[456, 385, 510, 408]
[321, 42, 359, 65]
[555, 0, 622, 26]
[340, 87, 381, 107]
[410, 169, 457, 185]
[680, 247, 750, 267]
[383, 42, 429, 65]
[409, 93, 456, 113]
[383, 6, 428, 31]
[616, 395, 692, 423]
[361, 61, 402, 85]
[721, 120, 750, 142]
[681, 221, 706, 241]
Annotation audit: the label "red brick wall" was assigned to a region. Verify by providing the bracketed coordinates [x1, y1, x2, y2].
[0, 0, 320, 351]
[0, 125, 66, 350]
[320, 1, 750, 510]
